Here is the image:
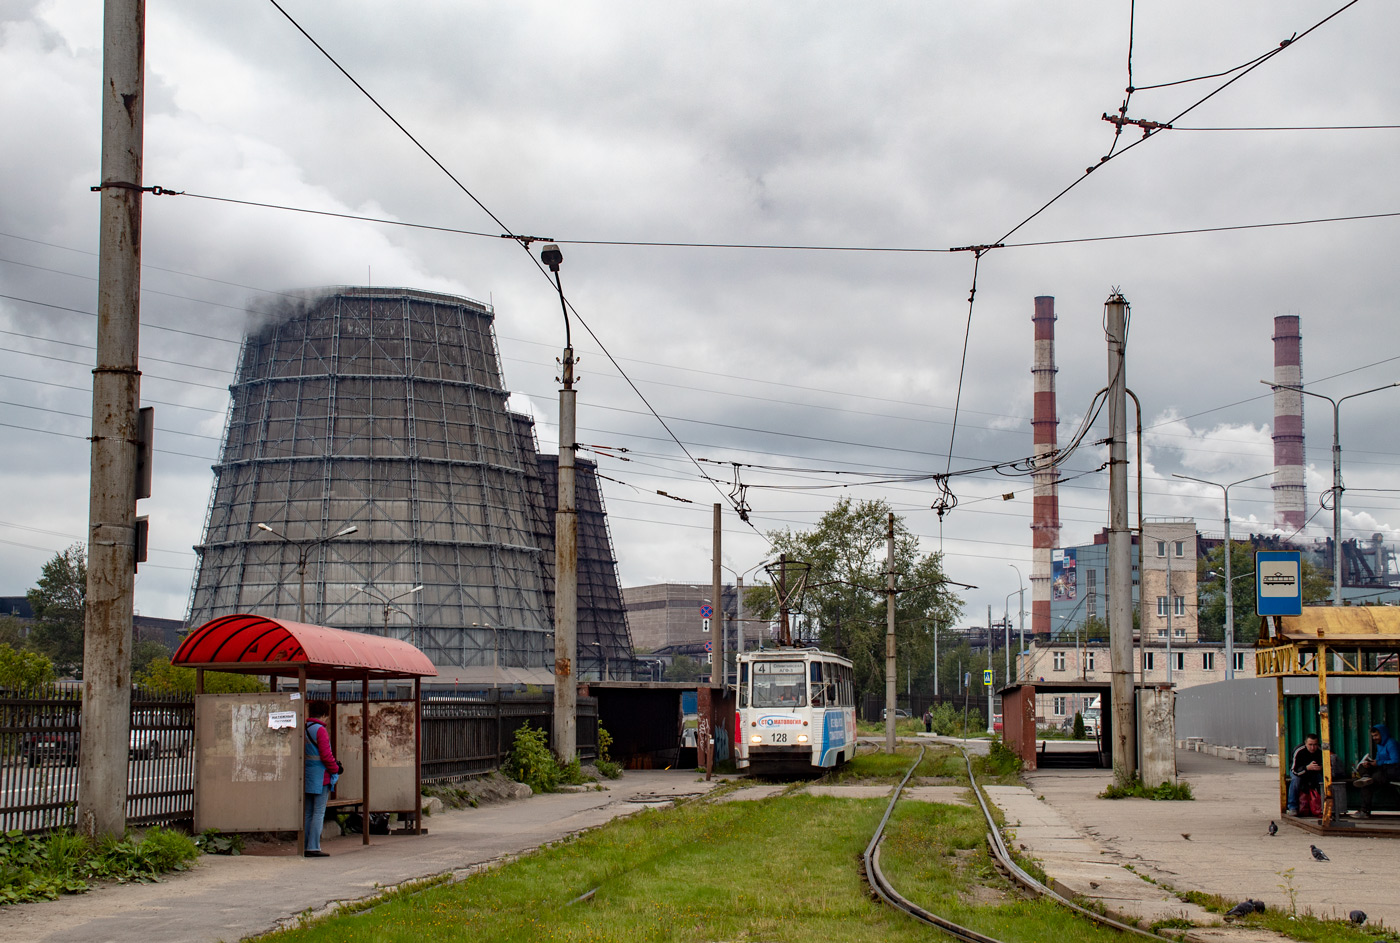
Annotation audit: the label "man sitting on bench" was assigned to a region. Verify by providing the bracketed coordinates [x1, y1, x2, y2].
[1351, 723, 1400, 820]
[1287, 732, 1323, 816]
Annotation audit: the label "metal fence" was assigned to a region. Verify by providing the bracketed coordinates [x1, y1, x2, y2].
[422, 693, 598, 781]
[1, 686, 598, 832]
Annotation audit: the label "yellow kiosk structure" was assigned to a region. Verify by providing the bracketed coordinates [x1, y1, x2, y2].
[1255, 607, 1400, 833]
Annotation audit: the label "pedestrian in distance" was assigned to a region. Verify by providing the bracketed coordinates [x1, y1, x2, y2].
[922, 709, 933, 734]
[1351, 723, 1399, 819]
[304, 700, 342, 858]
[1286, 732, 1323, 816]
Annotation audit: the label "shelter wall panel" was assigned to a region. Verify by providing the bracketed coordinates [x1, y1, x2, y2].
[332, 702, 417, 811]
[194, 693, 303, 833]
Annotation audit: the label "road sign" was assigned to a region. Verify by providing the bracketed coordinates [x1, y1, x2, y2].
[700, 605, 713, 619]
[703, 640, 713, 653]
[983, 669, 993, 686]
[1256, 550, 1303, 617]
[702, 618, 711, 632]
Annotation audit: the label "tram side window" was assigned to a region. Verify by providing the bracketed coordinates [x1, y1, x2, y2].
[739, 662, 749, 708]
[810, 662, 826, 707]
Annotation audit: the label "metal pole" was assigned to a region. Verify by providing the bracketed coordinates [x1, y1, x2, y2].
[545, 243, 577, 763]
[78, 0, 145, 842]
[736, 576, 745, 663]
[885, 512, 896, 754]
[986, 604, 994, 734]
[1105, 291, 1137, 786]
[1009, 564, 1024, 681]
[1330, 399, 1342, 607]
[298, 551, 308, 623]
[712, 504, 723, 687]
[933, 622, 939, 696]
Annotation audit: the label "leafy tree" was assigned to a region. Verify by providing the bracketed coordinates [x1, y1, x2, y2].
[744, 498, 964, 700]
[0, 616, 28, 650]
[664, 654, 704, 682]
[26, 544, 86, 675]
[0, 643, 56, 689]
[132, 640, 172, 675]
[1072, 711, 1086, 740]
[1197, 542, 1332, 644]
[137, 657, 264, 694]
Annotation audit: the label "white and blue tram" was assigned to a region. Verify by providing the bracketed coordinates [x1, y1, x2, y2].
[735, 648, 857, 776]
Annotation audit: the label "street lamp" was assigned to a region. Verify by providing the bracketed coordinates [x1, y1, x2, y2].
[1173, 471, 1271, 679]
[1008, 564, 1025, 681]
[1262, 379, 1400, 607]
[721, 558, 770, 686]
[357, 584, 423, 643]
[255, 522, 358, 623]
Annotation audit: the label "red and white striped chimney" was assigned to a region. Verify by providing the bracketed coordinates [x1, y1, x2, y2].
[1272, 315, 1306, 532]
[1031, 296, 1061, 639]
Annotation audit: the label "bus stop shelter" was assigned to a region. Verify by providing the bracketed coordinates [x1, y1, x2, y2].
[1255, 606, 1400, 832]
[172, 614, 437, 851]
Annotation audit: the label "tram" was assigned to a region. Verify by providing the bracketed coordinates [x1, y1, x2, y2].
[734, 648, 857, 776]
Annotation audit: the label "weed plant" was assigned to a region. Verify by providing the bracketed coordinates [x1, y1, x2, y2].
[0, 826, 198, 905]
[1097, 779, 1194, 801]
[506, 723, 563, 793]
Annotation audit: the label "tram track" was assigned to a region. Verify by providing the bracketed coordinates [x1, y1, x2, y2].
[862, 743, 1174, 943]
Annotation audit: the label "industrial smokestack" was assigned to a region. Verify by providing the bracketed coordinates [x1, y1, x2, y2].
[1031, 296, 1061, 639]
[1272, 315, 1306, 532]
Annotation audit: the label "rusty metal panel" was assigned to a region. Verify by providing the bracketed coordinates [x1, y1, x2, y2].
[194, 692, 303, 832]
[334, 701, 416, 811]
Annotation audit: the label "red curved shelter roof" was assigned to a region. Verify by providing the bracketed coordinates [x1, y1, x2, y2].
[174, 614, 437, 681]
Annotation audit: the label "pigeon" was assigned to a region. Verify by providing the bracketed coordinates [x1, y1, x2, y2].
[1349, 910, 1367, 925]
[1310, 844, 1329, 861]
[1225, 901, 1256, 918]
[1268, 820, 1277, 836]
[1252, 901, 1266, 913]
[1181, 833, 1192, 841]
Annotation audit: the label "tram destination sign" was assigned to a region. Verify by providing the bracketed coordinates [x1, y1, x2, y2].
[1255, 550, 1302, 617]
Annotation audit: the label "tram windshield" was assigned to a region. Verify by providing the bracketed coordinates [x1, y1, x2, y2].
[750, 661, 806, 708]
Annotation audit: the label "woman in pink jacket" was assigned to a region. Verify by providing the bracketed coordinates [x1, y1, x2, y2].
[303, 700, 341, 857]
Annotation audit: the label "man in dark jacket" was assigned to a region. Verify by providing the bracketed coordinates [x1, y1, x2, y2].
[1287, 732, 1323, 815]
[1352, 723, 1400, 819]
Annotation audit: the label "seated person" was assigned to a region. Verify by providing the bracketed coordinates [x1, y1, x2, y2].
[1351, 723, 1400, 819]
[1286, 732, 1323, 815]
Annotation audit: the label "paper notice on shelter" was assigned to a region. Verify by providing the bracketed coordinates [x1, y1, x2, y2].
[289, 693, 301, 700]
[268, 711, 297, 729]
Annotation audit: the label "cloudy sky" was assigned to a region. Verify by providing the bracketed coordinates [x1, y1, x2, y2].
[3, 0, 1398, 630]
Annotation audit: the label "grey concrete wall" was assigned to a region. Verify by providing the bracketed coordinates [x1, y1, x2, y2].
[1175, 676, 1395, 752]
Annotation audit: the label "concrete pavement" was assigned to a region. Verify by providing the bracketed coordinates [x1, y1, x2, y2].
[1003, 749, 1400, 934]
[0, 771, 722, 943]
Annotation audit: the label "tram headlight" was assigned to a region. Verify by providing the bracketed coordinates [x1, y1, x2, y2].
[797, 735, 808, 743]
[750, 735, 762, 744]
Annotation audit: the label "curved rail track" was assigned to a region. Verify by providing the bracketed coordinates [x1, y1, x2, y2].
[861, 744, 1174, 943]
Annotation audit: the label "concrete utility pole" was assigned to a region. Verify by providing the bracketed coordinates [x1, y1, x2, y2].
[885, 513, 897, 754]
[543, 243, 576, 762]
[711, 503, 724, 687]
[1105, 291, 1137, 786]
[78, 0, 147, 841]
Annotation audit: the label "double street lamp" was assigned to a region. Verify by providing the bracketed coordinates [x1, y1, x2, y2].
[1172, 471, 1270, 679]
[1263, 379, 1400, 606]
[358, 584, 424, 645]
[255, 522, 358, 623]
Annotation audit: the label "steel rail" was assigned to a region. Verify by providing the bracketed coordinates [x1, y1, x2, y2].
[863, 742, 1173, 943]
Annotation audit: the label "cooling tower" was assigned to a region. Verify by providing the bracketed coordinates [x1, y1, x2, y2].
[1272, 315, 1306, 532]
[1030, 296, 1061, 639]
[188, 286, 560, 671]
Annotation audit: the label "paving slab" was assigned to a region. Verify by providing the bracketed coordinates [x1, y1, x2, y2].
[0, 771, 721, 943]
[712, 783, 788, 802]
[803, 784, 892, 799]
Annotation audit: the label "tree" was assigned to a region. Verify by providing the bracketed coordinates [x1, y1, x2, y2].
[664, 654, 705, 682]
[0, 643, 56, 689]
[0, 616, 28, 650]
[26, 544, 86, 675]
[744, 498, 964, 700]
[137, 657, 265, 695]
[1197, 542, 1333, 644]
[132, 640, 171, 675]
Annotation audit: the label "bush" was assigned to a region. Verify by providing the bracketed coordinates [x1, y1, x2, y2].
[984, 736, 1023, 776]
[1072, 711, 1086, 740]
[594, 726, 622, 780]
[1099, 779, 1194, 801]
[506, 723, 561, 794]
[929, 703, 960, 735]
[0, 826, 198, 905]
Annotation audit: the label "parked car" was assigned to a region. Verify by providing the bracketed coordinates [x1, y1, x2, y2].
[20, 724, 79, 767]
[992, 713, 1003, 732]
[129, 710, 191, 760]
[881, 708, 911, 720]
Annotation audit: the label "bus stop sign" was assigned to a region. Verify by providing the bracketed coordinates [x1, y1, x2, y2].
[1256, 550, 1303, 617]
